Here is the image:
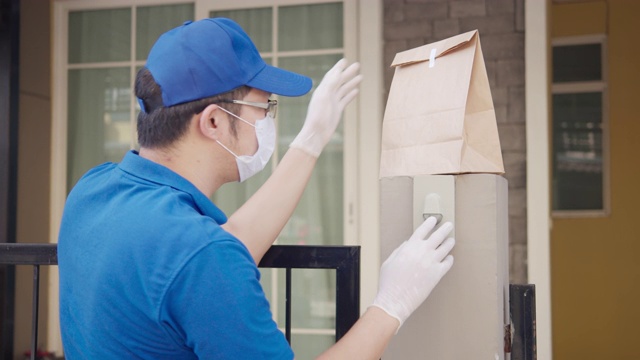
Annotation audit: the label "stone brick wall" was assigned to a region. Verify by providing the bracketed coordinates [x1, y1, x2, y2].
[382, 0, 527, 283]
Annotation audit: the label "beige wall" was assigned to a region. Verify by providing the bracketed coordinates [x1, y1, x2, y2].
[551, 1, 640, 358]
[14, 0, 52, 357]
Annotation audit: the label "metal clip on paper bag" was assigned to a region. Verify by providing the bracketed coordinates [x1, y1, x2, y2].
[379, 30, 505, 178]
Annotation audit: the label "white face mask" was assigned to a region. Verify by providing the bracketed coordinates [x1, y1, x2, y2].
[216, 108, 276, 182]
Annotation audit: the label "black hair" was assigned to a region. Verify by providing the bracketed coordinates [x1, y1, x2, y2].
[134, 67, 250, 148]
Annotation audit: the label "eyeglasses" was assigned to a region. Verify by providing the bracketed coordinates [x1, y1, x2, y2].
[220, 99, 278, 118]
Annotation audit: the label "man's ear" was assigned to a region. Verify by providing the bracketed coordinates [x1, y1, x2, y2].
[198, 104, 225, 141]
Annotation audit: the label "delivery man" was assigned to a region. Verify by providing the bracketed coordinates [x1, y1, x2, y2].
[58, 18, 455, 359]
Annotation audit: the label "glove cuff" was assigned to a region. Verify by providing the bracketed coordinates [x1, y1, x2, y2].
[289, 130, 324, 158]
[369, 302, 403, 334]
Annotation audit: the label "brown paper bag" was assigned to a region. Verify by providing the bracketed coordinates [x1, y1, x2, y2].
[380, 30, 504, 178]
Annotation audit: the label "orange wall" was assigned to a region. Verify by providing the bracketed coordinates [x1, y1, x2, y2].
[551, 1, 640, 359]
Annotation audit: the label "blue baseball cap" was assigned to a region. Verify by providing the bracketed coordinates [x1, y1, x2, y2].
[140, 18, 312, 111]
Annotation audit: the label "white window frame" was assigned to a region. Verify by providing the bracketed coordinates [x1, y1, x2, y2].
[551, 34, 610, 218]
[49, 0, 382, 353]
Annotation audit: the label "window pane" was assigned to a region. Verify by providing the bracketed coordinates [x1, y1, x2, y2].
[67, 68, 131, 191]
[278, 55, 343, 246]
[210, 8, 273, 52]
[291, 334, 334, 359]
[69, 9, 131, 63]
[277, 54, 343, 151]
[279, 3, 343, 51]
[136, 4, 195, 60]
[277, 269, 336, 330]
[553, 44, 602, 83]
[212, 167, 272, 215]
[259, 268, 273, 304]
[552, 92, 603, 210]
[133, 65, 143, 150]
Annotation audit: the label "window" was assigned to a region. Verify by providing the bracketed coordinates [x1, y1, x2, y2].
[61, 3, 196, 189]
[206, 3, 352, 357]
[551, 35, 608, 216]
[53, 1, 374, 358]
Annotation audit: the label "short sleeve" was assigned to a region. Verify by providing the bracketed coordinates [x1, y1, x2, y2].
[159, 238, 293, 360]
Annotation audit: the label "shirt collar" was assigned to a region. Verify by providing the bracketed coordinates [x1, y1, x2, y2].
[117, 150, 228, 224]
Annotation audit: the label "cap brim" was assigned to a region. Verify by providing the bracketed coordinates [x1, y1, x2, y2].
[247, 64, 313, 97]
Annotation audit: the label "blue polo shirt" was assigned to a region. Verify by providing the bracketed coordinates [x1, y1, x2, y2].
[58, 150, 293, 359]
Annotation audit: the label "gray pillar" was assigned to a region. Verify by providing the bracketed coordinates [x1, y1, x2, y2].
[381, 174, 509, 359]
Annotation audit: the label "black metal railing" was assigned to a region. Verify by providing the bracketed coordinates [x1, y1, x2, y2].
[510, 284, 537, 360]
[258, 245, 361, 343]
[0, 243, 361, 359]
[0, 243, 57, 360]
[1, 244, 537, 359]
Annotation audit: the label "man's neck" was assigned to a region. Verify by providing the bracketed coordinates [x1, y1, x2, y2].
[139, 145, 225, 197]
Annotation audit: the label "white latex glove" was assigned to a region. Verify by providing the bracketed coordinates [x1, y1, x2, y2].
[372, 217, 455, 330]
[289, 59, 362, 157]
